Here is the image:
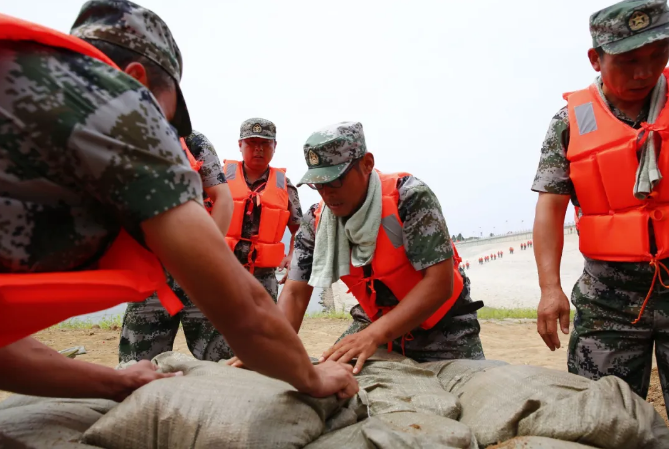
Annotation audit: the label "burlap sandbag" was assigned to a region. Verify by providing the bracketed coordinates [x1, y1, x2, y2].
[305, 412, 478, 449]
[487, 436, 597, 449]
[0, 395, 114, 449]
[456, 365, 669, 448]
[421, 359, 509, 393]
[82, 352, 341, 449]
[354, 358, 460, 419]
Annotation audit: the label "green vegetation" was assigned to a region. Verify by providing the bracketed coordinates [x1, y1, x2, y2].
[55, 314, 123, 330]
[49, 307, 574, 331]
[477, 307, 575, 321]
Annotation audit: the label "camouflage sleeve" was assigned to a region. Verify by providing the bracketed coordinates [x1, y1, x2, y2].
[531, 107, 574, 195]
[61, 59, 203, 228]
[286, 177, 303, 227]
[397, 176, 454, 271]
[287, 203, 317, 282]
[185, 130, 226, 188]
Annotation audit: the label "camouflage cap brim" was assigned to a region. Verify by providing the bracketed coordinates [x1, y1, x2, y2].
[239, 134, 275, 141]
[296, 161, 352, 187]
[602, 22, 669, 54]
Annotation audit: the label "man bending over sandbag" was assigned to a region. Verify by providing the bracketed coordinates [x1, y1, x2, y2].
[273, 122, 485, 373]
[0, 0, 357, 402]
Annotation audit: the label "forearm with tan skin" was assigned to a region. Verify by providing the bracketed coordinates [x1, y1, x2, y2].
[142, 200, 356, 397]
[0, 337, 177, 402]
[279, 224, 300, 284]
[277, 279, 314, 332]
[205, 183, 233, 236]
[533, 192, 572, 351]
[322, 259, 454, 373]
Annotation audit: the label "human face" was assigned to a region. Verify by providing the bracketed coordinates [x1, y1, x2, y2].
[313, 153, 375, 218]
[239, 137, 276, 171]
[590, 39, 669, 103]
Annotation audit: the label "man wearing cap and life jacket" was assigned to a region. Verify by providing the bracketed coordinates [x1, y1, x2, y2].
[0, 0, 357, 403]
[533, 0, 669, 416]
[276, 121, 484, 373]
[118, 130, 236, 363]
[224, 118, 303, 302]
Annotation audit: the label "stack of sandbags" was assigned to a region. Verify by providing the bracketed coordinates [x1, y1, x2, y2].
[81, 352, 346, 448]
[0, 394, 114, 448]
[451, 364, 669, 448]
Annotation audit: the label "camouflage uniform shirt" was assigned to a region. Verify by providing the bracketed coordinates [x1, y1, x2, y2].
[288, 175, 454, 304]
[184, 130, 225, 209]
[531, 78, 658, 283]
[0, 42, 202, 273]
[235, 164, 302, 277]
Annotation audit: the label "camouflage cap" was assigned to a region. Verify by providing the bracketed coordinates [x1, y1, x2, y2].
[239, 118, 276, 140]
[297, 121, 367, 187]
[70, 0, 192, 136]
[590, 0, 669, 54]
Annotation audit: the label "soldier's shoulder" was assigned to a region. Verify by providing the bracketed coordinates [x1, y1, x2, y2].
[1, 42, 160, 132]
[185, 130, 215, 158]
[549, 106, 570, 132]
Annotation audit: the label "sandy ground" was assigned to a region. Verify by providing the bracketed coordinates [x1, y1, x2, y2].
[457, 233, 584, 310]
[1, 317, 665, 425]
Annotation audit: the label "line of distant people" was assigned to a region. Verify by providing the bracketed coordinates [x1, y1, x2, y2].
[477, 241, 533, 265]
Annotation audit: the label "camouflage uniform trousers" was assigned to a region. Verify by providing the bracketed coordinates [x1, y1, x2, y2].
[336, 281, 485, 363]
[568, 260, 669, 418]
[119, 268, 278, 363]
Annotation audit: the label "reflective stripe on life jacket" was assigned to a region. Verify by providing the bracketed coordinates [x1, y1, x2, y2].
[223, 160, 290, 273]
[0, 13, 183, 347]
[564, 71, 669, 262]
[314, 170, 464, 332]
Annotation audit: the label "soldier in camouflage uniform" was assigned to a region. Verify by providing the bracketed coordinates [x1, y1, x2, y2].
[533, 0, 669, 416]
[0, 0, 358, 402]
[119, 130, 236, 363]
[277, 122, 484, 372]
[230, 118, 303, 302]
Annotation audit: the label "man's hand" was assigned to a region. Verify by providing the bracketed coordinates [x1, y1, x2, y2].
[320, 329, 381, 374]
[227, 357, 358, 399]
[278, 254, 292, 285]
[226, 356, 245, 369]
[112, 360, 182, 402]
[302, 361, 359, 399]
[537, 286, 571, 351]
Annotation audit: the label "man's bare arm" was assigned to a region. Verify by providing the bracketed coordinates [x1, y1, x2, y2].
[534, 192, 571, 351]
[277, 279, 314, 332]
[205, 183, 234, 236]
[141, 200, 357, 398]
[0, 337, 177, 401]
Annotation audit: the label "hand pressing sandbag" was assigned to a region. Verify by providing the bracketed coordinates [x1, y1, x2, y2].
[82, 352, 342, 449]
[487, 436, 597, 448]
[421, 359, 509, 393]
[354, 359, 461, 419]
[456, 365, 669, 449]
[305, 412, 478, 449]
[0, 395, 115, 449]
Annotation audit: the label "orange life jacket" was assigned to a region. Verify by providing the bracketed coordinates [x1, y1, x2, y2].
[564, 72, 669, 262]
[223, 160, 290, 273]
[0, 13, 183, 347]
[314, 171, 464, 333]
[565, 72, 669, 323]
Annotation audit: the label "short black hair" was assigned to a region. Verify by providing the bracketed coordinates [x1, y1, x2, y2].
[84, 39, 174, 94]
[595, 46, 606, 59]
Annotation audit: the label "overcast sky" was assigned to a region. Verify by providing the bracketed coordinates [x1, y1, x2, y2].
[6, 0, 617, 237]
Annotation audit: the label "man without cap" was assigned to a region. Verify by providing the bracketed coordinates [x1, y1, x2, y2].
[276, 122, 484, 373]
[118, 130, 236, 363]
[0, 0, 357, 402]
[533, 0, 669, 414]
